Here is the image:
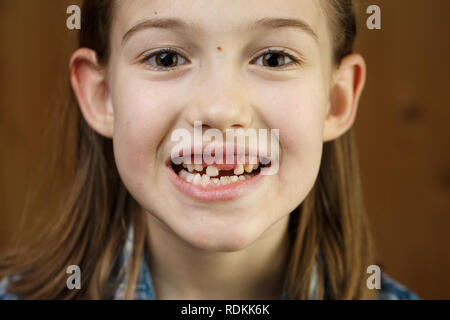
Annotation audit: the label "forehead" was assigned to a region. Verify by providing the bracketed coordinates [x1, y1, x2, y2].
[112, 0, 329, 45]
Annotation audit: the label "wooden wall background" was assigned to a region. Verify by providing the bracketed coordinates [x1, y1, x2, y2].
[0, 0, 449, 299]
[354, 0, 450, 299]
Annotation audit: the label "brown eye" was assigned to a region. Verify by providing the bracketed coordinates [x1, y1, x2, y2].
[253, 49, 298, 69]
[262, 53, 286, 67]
[142, 49, 188, 70]
[156, 52, 178, 68]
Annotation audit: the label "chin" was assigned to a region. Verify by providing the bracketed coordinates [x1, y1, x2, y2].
[178, 223, 261, 253]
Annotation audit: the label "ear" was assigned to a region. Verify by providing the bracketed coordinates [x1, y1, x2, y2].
[323, 53, 366, 142]
[69, 48, 114, 138]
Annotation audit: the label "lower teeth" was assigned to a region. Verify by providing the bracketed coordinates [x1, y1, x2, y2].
[178, 169, 253, 186]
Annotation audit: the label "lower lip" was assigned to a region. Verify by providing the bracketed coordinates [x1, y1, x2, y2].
[166, 165, 265, 202]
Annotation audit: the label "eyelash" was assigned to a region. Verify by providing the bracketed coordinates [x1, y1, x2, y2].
[139, 47, 302, 71]
[140, 48, 187, 71]
[253, 48, 302, 69]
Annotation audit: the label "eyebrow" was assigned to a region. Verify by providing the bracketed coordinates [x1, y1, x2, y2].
[121, 17, 318, 45]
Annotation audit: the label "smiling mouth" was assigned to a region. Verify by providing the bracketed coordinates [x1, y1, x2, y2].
[170, 158, 270, 187]
[166, 149, 273, 202]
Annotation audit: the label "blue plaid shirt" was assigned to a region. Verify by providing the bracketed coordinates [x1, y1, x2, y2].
[0, 226, 419, 300]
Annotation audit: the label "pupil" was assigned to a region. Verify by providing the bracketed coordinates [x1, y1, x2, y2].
[158, 52, 177, 67]
[264, 53, 283, 67]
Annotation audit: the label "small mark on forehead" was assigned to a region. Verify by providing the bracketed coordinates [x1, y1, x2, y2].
[217, 46, 222, 51]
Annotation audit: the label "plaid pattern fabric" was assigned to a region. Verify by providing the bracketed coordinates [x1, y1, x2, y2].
[110, 226, 420, 300]
[377, 272, 420, 300]
[1, 225, 419, 300]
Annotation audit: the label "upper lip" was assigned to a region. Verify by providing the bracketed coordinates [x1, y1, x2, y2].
[167, 143, 271, 168]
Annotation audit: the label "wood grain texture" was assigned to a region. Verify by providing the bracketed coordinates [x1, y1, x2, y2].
[354, 0, 450, 299]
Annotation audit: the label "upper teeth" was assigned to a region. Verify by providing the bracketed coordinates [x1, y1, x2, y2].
[177, 161, 264, 186]
[206, 166, 219, 176]
[244, 164, 254, 173]
[181, 163, 259, 175]
[234, 164, 244, 175]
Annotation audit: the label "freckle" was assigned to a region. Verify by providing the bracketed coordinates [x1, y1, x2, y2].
[217, 46, 222, 51]
[154, 11, 158, 15]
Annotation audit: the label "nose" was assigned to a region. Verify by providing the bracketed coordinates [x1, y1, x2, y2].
[186, 58, 253, 132]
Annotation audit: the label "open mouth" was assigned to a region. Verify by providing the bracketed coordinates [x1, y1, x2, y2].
[170, 158, 270, 187]
[166, 150, 273, 202]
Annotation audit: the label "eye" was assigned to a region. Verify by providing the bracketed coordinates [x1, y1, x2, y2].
[252, 49, 301, 69]
[141, 48, 189, 71]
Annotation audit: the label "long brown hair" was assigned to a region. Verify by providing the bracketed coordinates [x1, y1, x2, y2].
[0, 0, 375, 299]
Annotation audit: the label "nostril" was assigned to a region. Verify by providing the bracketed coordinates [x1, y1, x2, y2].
[230, 124, 245, 130]
[201, 124, 211, 131]
[200, 123, 245, 132]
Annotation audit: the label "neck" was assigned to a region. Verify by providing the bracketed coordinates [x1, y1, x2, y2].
[144, 211, 292, 300]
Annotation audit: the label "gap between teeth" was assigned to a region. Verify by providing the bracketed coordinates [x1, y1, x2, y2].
[178, 163, 259, 186]
[182, 163, 259, 175]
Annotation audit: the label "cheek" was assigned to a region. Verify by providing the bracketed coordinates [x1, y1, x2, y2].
[110, 77, 178, 191]
[255, 76, 327, 191]
[257, 76, 327, 150]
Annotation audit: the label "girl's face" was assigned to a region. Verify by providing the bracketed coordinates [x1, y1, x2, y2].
[105, 0, 336, 251]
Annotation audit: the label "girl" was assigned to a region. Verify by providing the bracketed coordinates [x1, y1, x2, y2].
[0, 0, 418, 300]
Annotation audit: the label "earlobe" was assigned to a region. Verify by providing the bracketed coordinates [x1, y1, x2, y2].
[323, 53, 366, 142]
[69, 48, 114, 138]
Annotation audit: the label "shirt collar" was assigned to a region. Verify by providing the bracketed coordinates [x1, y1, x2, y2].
[112, 225, 317, 300]
[111, 225, 156, 300]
